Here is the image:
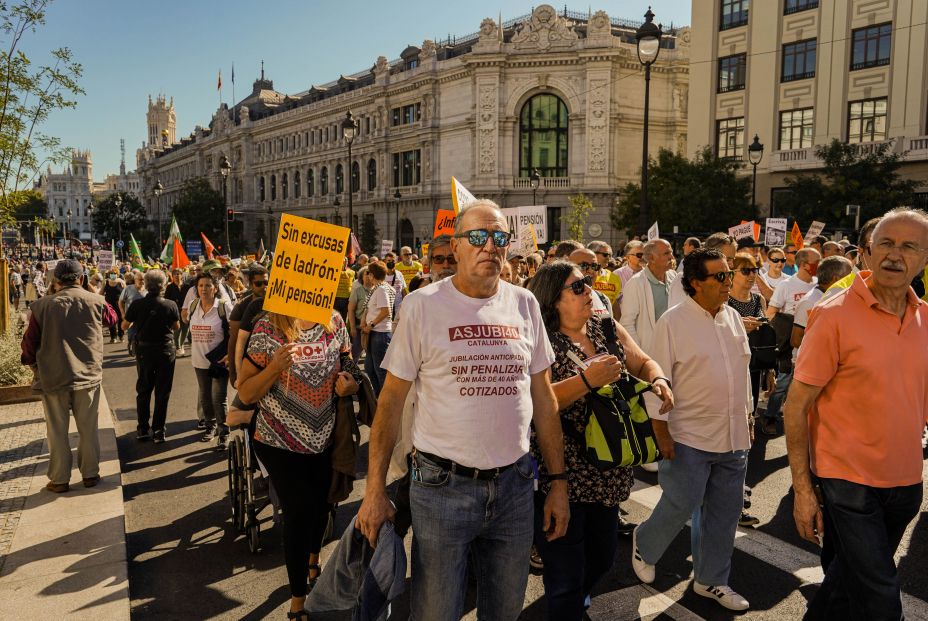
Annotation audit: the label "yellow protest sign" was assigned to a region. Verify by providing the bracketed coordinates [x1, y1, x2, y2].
[263, 214, 350, 324]
[421, 243, 429, 260]
[451, 176, 477, 215]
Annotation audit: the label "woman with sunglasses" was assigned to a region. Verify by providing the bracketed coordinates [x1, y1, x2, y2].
[757, 247, 788, 301]
[527, 261, 673, 620]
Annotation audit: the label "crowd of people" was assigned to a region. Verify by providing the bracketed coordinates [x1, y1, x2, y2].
[14, 201, 928, 620]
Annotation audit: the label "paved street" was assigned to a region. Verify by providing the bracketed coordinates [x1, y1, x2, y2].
[103, 342, 928, 620]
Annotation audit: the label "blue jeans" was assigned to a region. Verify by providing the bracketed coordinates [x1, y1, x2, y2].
[409, 451, 535, 621]
[534, 496, 618, 620]
[805, 478, 922, 620]
[364, 330, 391, 395]
[635, 442, 748, 586]
[763, 370, 793, 422]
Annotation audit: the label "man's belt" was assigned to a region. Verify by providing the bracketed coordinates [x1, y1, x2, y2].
[414, 449, 515, 481]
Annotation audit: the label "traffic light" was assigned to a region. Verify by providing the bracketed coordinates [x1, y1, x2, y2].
[227, 208, 235, 222]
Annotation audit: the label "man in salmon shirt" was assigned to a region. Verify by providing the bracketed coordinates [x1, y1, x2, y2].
[784, 207, 928, 620]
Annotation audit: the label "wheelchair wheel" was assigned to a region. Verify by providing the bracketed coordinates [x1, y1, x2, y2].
[247, 522, 260, 554]
[322, 506, 336, 542]
[227, 443, 241, 530]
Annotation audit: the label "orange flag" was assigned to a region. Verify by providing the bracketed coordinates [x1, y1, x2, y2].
[433, 209, 456, 238]
[172, 237, 190, 269]
[201, 232, 215, 259]
[790, 221, 804, 249]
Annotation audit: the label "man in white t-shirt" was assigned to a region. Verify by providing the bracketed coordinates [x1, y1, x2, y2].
[361, 262, 395, 396]
[356, 200, 568, 620]
[760, 247, 820, 435]
[790, 256, 853, 366]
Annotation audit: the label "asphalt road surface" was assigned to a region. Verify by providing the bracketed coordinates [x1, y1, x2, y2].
[103, 342, 928, 620]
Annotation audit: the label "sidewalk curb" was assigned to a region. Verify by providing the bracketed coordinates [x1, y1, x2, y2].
[0, 388, 130, 620]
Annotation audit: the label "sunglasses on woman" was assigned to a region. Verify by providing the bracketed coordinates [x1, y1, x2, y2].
[453, 229, 512, 248]
[704, 270, 735, 283]
[562, 275, 593, 295]
[768, 257, 786, 264]
[738, 267, 760, 276]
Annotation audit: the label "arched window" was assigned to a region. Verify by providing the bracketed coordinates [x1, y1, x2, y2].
[259, 177, 265, 202]
[321, 167, 329, 195]
[335, 164, 344, 194]
[350, 161, 360, 193]
[270, 175, 277, 200]
[307, 169, 314, 196]
[294, 171, 301, 198]
[367, 158, 377, 190]
[282, 173, 289, 199]
[519, 93, 569, 177]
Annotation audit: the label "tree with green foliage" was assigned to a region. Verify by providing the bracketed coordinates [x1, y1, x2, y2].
[172, 176, 225, 245]
[360, 213, 380, 255]
[565, 192, 594, 243]
[92, 191, 147, 243]
[0, 1, 84, 224]
[11, 189, 45, 241]
[773, 139, 920, 228]
[611, 147, 753, 236]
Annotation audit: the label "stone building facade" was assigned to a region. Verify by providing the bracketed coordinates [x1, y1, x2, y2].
[137, 5, 690, 251]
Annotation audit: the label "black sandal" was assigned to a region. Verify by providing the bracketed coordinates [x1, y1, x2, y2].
[307, 563, 321, 592]
[286, 611, 308, 620]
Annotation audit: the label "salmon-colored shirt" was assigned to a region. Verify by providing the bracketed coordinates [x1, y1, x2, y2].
[794, 275, 928, 488]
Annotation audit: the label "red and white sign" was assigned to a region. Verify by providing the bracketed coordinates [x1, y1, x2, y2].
[292, 340, 328, 365]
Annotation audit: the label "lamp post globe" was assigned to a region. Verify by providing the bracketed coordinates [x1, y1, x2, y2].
[219, 155, 232, 256]
[341, 110, 358, 232]
[748, 134, 764, 213]
[635, 7, 663, 237]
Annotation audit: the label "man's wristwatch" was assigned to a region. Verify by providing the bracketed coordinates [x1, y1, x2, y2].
[652, 376, 672, 389]
[544, 472, 568, 482]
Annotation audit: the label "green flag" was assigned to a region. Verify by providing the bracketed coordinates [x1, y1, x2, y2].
[159, 216, 183, 263]
[129, 233, 144, 265]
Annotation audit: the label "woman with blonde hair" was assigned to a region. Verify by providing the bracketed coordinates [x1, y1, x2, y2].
[238, 307, 361, 620]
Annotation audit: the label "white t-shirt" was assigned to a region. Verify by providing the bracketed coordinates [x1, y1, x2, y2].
[761, 271, 788, 291]
[365, 284, 395, 333]
[385, 271, 406, 313]
[769, 276, 816, 316]
[591, 290, 612, 318]
[188, 297, 234, 370]
[183, 280, 232, 310]
[791, 287, 824, 363]
[382, 278, 555, 469]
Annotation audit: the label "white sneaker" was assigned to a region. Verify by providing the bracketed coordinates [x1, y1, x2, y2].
[631, 526, 655, 584]
[178, 346, 186, 356]
[641, 461, 659, 473]
[693, 581, 749, 611]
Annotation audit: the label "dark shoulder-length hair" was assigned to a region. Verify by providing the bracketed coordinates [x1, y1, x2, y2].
[526, 260, 578, 333]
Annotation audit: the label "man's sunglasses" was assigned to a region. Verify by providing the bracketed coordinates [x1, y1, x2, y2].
[562, 275, 593, 295]
[454, 229, 512, 248]
[431, 254, 456, 265]
[738, 267, 760, 276]
[768, 258, 786, 264]
[704, 270, 735, 283]
[595, 251, 612, 259]
[252, 280, 268, 287]
[576, 262, 599, 272]
[628, 252, 644, 259]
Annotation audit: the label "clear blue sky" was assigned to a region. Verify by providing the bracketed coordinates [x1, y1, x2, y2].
[25, 0, 691, 182]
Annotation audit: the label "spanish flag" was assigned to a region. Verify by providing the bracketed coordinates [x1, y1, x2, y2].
[217, 69, 222, 91]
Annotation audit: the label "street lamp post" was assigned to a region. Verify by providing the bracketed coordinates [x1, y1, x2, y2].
[393, 189, 401, 245]
[66, 208, 73, 258]
[341, 110, 358, 232]
[748, 134, 764, 215]
[114, 193, 124, 260]
[219, 155, 232, 256]
[88, 202, 95, 261]
[635, 8, 663, 237]
[153, 180, 164, 244]
[530, 168, 540, 205]
[333, 196, 341, 226]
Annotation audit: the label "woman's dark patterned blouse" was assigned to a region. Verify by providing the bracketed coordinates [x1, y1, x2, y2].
[531, 316, 633, 507]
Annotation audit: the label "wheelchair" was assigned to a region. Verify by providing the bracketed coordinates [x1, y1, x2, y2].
[227, 424, 280, 553]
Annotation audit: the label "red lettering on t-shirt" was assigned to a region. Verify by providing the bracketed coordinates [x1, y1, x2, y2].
[448, 324, 521, 341]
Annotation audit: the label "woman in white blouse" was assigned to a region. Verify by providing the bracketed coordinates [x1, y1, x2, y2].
[183, 273, 234, 448]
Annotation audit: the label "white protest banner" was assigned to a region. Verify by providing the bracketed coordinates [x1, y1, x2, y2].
[728, 221, 755, 240]
[500, 205, 548, 245]
[765, 218, 788, 246]
[263, 214, 351, 324]
[515, 223, 538, 255]
[380, 239, 394, 257]
[450, 176, 477, 215]
[805, 220, 825, 240]
[96, 250, 114, 272]
[647, 221, 660, 241]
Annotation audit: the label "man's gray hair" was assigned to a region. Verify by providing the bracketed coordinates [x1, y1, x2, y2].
[796, 247, 820, 267]
[428, 235, 453, 268]
[453, 199, 506, 236]
[643, 238, 669, 261]
[144, 269, 167, 294]
[623, 240, 644, 256]
[875, 207, 928, 243]
[705, 233, 735, 251]
[816, 256, 853, 289]
[587, 240, 610, 253]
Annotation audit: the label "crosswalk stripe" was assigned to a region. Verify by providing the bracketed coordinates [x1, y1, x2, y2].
[626, 478, 928, 616]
